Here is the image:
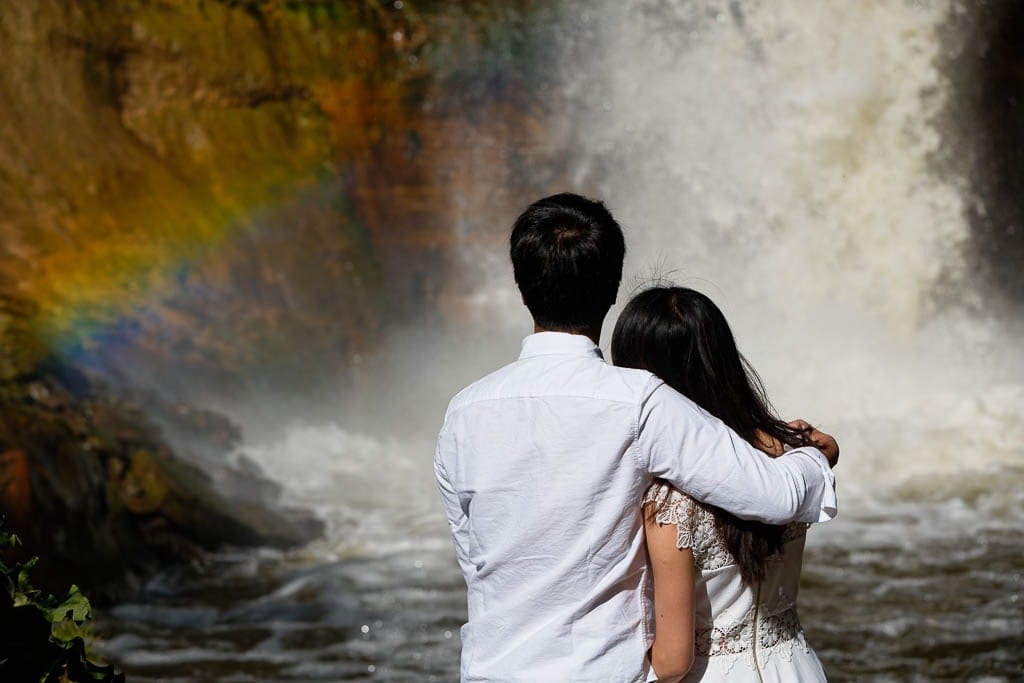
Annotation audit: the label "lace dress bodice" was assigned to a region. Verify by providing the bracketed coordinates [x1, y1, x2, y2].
[643, 482, 826, 681]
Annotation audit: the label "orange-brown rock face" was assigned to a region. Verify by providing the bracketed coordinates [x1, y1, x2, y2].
[0, 0, 568, 393]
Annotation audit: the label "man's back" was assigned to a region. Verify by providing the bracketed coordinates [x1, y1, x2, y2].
[435, 333, 662, 682]
[436, 194, 836, 682]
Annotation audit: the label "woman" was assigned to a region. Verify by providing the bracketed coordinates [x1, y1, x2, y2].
[612, 286, 828, 682]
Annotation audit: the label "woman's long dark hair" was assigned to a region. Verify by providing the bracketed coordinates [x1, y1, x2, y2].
[612, 286, 808, 586]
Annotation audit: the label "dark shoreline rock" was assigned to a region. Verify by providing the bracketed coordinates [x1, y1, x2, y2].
[0, 314, 323, 601]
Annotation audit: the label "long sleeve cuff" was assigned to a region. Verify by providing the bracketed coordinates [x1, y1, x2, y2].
[796, 446, 837, 522]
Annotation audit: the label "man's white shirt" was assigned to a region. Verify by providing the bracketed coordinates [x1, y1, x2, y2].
[435, 332, 836, 682]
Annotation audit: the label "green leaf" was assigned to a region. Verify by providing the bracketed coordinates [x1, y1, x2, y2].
[17, 555, 38, 590]
[0, 528, 20, 549]
[0, 520, 123, 680]
[51, 615, 92, 645]
[13, 555, 40, 607]
[48, 584, 92, 624]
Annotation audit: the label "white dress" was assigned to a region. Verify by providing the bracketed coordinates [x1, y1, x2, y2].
[643, 482, 828, 682]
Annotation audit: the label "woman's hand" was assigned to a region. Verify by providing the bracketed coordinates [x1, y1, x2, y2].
[788, 419, 839, 468]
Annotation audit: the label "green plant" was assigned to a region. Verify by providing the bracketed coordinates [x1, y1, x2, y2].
[0, 524, 124, 682]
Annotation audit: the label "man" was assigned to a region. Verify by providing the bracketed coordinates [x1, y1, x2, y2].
[435, 193, 838, 682]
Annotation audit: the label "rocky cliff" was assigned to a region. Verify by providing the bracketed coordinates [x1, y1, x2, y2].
[0, 0, 567, 595]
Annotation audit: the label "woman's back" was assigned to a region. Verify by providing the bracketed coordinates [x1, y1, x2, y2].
[613, 286, 835, 680]
[643, 482, 826, 682]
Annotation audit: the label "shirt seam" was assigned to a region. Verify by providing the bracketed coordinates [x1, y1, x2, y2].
[639, 565, 651, 665]
[446, 393, 638, 420]
[632, 377, 665, 470]
[433, 447, 452, 480]
[518, 351, 604, 359]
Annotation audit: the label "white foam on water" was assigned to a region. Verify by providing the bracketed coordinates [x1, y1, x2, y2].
[239, 422, 445, 557]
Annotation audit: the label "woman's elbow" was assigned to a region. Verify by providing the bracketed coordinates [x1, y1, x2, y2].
[652, 645, 694, 680]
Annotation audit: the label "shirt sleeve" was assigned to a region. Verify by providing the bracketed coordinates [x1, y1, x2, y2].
[638, 381, 837, 525]
[434, 425, 475, 580]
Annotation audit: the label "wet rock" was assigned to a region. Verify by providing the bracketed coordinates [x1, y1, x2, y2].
[0, 450, 32, 530]
[119, 449, 169, 515]
[0, 356, 323, 600]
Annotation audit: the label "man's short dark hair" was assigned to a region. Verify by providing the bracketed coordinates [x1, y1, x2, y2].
[510, 193, 626, 330]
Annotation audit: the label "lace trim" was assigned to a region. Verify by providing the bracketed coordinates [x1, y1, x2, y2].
[642, 482, 699, 549]
[696, 606, 810, 669]
[642, 483, 809, 571]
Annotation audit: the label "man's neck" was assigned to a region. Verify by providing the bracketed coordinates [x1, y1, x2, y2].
[533, 323, 602, 347]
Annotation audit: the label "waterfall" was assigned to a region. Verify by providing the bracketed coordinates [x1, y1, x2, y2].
[532, 0, 1022, 496]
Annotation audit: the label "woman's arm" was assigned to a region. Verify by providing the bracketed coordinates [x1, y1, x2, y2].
[644, 502, 696, 681]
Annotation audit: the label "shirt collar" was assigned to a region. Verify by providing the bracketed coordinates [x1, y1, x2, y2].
[519, 332, 605, 360]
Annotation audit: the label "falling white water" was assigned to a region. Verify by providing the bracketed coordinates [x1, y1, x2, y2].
[582, 2, 967, 325]
[543, 0, 1023, 500]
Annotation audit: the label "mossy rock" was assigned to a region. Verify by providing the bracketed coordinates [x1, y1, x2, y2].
[118, 449, 170, 515]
